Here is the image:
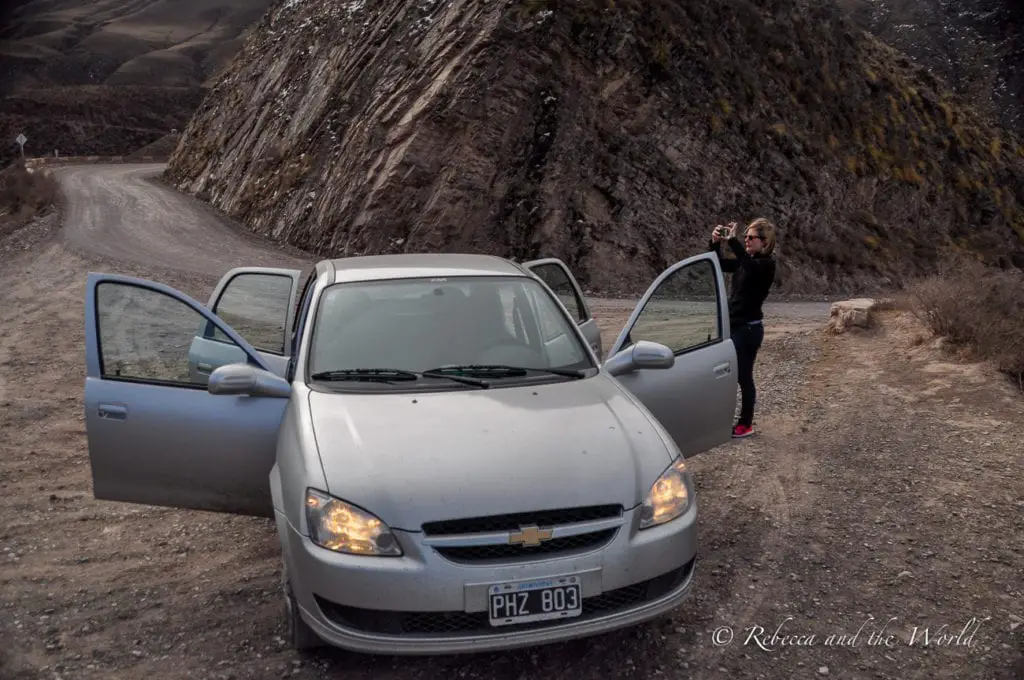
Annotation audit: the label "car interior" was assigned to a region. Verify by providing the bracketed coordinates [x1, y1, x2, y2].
[308, 279, 583, 374]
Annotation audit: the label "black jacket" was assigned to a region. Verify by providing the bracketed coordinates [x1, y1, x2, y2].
[708, 237, 776, 329]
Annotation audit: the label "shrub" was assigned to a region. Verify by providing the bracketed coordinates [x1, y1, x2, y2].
[907, 259, 1024, 388]
[0, 161, 59, 225]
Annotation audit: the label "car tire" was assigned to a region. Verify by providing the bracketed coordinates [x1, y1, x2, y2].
[282, 562, 322, 652]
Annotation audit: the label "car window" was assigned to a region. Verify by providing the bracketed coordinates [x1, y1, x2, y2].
[308, 276, 593, 380]
[529, 263, 586, 322]
[532, 283, 575, 343]
[209, 273, 293, 355]
[626, 259, 721, 354]
[96, 282, 248, 387]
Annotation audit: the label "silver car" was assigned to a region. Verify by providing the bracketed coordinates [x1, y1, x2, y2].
[83, 252, 737, 655]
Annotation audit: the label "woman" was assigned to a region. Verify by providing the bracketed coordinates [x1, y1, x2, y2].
[709, 218, 777, 438]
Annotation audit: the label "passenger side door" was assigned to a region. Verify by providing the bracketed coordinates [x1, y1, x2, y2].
[84, 273, 290, 517]
[522, 258, 603, 359]
[189, 267, 302, 379]
[606, 252, 736, 458]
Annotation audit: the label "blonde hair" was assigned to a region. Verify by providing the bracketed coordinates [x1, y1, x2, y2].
[746, 218, 777, 256]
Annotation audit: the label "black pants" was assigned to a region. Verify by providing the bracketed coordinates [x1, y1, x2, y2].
[731, 321, 765, 427]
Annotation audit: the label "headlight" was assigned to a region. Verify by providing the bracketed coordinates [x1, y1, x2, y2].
[639, 458, 691, 529]
[305, 489, 402, 556]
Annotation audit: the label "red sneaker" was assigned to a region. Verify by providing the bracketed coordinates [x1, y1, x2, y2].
[732, 424, 754, 438]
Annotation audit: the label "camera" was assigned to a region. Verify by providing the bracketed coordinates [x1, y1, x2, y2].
[715, 226, 730, 238]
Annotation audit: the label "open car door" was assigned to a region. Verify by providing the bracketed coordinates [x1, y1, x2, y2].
[84, 273, 291, 517]
[522, 258, 603, 359]
[188, 266, 303, 380]
[604, 252, 736, 458]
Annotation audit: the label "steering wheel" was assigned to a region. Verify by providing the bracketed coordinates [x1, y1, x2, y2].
[476, 337, 540, 365]
[479, 337, 527, 352]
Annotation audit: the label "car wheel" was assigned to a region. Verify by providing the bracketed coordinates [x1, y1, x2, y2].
[282, 562, 322, 652]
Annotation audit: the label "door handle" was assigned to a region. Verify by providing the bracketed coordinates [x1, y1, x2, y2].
[97, 404, 128, 420]
[713, 362, 731, 378]
[197, 362, 213, 374]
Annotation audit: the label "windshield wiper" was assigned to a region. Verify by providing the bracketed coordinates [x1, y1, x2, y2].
[311, 368, 489, 388]
[424, 364, 587, 379]
[418, 368, 491, 388]
[310, 368, 419, 383]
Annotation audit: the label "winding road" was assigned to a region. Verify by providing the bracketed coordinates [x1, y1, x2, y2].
[55, 163, 309, 276]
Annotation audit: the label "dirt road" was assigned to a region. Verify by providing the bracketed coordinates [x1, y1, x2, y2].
[55, 164, 309, 276]
[1, 166, 1021, 680]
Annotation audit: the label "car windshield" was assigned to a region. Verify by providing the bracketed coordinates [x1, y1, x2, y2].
[307, 275, 595, 386]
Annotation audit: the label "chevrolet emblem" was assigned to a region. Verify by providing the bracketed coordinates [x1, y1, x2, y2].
[509, 525, 554, 547]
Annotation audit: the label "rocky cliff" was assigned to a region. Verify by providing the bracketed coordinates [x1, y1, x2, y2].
[840, 0, 1024, 137]
[165, 0, 1024, 295]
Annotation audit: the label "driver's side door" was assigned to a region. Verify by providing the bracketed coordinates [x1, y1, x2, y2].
[606, 252, 736, 458]
[188, 266, 303, 380]
[522, 258, 603, 359]
[84, 273, 290, 517]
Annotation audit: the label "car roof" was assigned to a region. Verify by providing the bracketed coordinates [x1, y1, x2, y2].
[324, 253, 530, 284]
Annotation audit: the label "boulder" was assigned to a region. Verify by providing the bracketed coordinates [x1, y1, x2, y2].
[826, 298, 881, 334]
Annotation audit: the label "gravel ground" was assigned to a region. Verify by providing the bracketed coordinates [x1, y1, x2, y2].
[1, 170, 1022, 680]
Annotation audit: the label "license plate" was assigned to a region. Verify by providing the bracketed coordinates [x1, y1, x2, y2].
[487, 575, 582, 627]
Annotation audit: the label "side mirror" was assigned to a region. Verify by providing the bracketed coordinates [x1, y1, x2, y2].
[208, 363, 291, 398]
[603, 340, 675, 377]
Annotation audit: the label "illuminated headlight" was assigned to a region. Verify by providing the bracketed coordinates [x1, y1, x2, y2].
[639, 458, 691, 529]
[305, 489, 402, 556]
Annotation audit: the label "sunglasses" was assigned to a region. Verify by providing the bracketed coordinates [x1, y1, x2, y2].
[744, 234, 761, 241]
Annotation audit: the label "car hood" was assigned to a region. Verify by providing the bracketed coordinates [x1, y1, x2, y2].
[307, 376, 674, 532]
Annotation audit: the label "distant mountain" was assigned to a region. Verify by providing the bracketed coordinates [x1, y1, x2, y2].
[0, 0, 273, 163]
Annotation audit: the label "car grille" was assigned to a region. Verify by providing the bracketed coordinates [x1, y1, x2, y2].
[421, 504, 623, 536]
[421, 504, 625, 564]
[314, 558, 694, 637]
[433, 528, 618, 563]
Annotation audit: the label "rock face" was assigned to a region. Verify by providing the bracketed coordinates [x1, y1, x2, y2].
[839, 0, 1024, 137]
[165, 0, 1024, 296]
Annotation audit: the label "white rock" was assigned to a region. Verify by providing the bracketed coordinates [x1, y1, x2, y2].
[826, 298, 880, 334]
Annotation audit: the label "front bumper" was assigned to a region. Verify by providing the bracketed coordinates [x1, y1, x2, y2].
[281, 503, 698, 655]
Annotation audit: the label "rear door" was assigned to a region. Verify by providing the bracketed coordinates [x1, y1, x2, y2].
[189, 266, 303, 379]
[605, 252, 736, 457]
[522, 258, 603, 359]
[85, 272, 290, 517]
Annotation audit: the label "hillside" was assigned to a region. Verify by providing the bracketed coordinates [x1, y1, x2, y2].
[159, 0, 1020, 294]
[0, 0, 272, 163]
[840, 0, 1024, 137]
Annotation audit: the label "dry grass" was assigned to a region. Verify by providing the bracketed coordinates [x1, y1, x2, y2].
[907, 259, 1024, 388]
[0, 161, 59, 235]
